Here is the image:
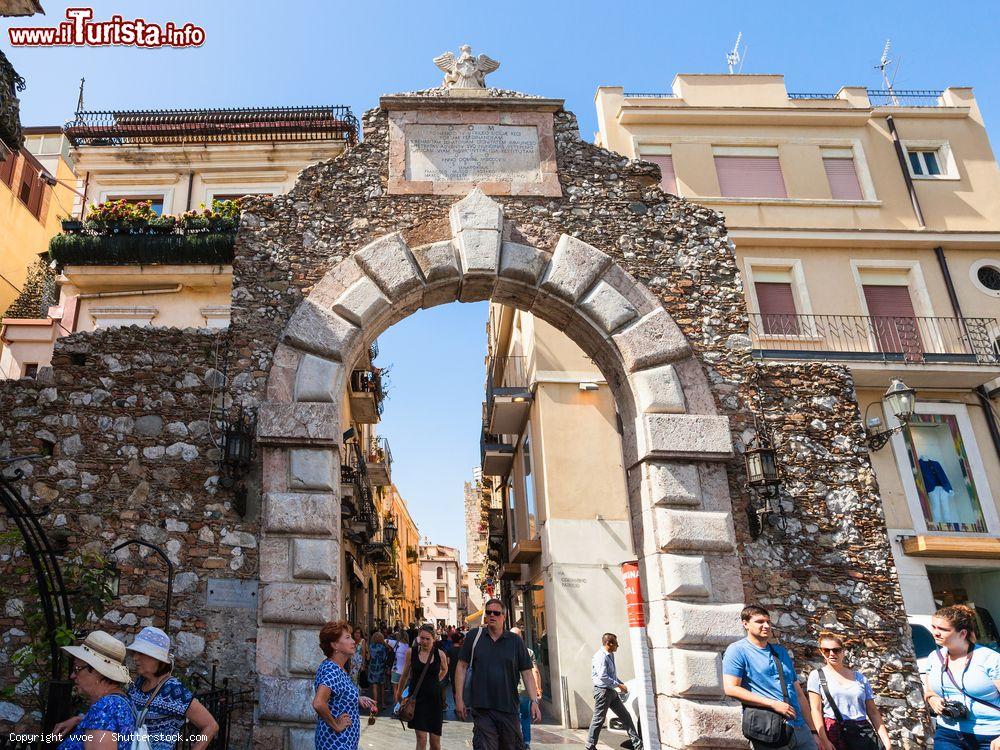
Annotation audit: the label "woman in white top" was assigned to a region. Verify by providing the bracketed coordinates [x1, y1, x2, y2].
[807, 631, 891, 750]
[387, 631, 410, 692]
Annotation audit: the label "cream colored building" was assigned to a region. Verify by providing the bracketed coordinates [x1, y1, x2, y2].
[481, 303, 637, 728]
[0, 105, 356, 378]
[596, 76, 1000, 644]
[419, 544, 461, 628]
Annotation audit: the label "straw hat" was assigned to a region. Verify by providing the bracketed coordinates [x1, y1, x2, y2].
[62, 631, 131, 684]
[126, 626, 173, 665]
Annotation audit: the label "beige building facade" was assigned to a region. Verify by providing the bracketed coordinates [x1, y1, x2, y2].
[481, 303, 639, 728]
[419, 544, 461, 628]
[596, 75, 1000, 642]
[0, 106, 356, 378]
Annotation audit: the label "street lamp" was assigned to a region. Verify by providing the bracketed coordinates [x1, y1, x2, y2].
[864, 378, 918, 451]
[383, 517, 397, 546]
[743, 425, 783, 540]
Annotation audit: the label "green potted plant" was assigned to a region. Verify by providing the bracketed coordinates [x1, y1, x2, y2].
[147, 214, 177, 235]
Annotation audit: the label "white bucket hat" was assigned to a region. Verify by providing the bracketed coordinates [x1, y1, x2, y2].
[62, 631, 131, 684]
[126, 626, 173, 665]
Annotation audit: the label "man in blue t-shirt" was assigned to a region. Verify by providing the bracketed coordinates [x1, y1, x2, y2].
[722, 604, 824, 750]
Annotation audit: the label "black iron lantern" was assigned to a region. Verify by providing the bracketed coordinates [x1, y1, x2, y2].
[222, 407, 255, 468]
[744, 432, 779, 491]
[384, 517, 398, 546]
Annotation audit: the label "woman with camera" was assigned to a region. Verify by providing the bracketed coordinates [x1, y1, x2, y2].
[806, 631, 891, 750]
[923, 604, 1000, 750]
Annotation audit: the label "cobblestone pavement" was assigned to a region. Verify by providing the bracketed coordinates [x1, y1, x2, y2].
[357, 691, 633, 749]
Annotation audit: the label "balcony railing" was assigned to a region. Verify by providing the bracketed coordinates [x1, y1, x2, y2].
[622, 92, 678, 99]
[749, 313, 1000, 365]
[351, 369, 386, 418]
[788, 92, 838, 100]
[341, 441, 377, 532]
[867, 89, 944, 107]
[64, 105, 359, 147]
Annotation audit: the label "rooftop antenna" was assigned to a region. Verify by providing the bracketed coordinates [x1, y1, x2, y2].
[75, 77, 85, 115]
[874, 40, 899, 105]
[726, 32, 748, 74]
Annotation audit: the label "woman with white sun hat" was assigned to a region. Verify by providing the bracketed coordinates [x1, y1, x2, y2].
[54, 630, 136, 750]
[125, 627, 218, 750]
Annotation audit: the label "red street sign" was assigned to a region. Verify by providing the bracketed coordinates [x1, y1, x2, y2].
[621, 561, 645, 628]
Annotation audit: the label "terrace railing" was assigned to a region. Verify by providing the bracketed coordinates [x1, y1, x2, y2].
[64, 105, 359, 147]
[867, 89, 944, 107]
[749, 313, 1000, 365]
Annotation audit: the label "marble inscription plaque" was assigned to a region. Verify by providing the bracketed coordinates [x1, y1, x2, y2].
[387, 109, 561, 197]
[405, 124, 542, 184]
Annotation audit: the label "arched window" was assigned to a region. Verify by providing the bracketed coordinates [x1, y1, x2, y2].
[436, 566, 444, 580]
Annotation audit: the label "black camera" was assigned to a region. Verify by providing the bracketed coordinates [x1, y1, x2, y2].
[938, 700, 970, 720]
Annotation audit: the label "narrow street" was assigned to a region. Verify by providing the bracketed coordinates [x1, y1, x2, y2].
[358, 693, 633, 749]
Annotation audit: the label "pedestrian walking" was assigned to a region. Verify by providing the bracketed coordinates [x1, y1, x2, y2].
[54, 631, 136, 750]
[922, 604, 1000, 750]
[395, 624, 449, 750]
[442, 632, 464, 711]
[806, 631, 891, 750]
[510, 628, 542, 750]
[454, 598, 540, 750]
[388, 630, 411, 696]
[366, 631, 390, 711]
[312, 621, 377, 750]
[583, 633, 641, 750]
[349, 627, 367, 687]
[723, 604, 822, 750]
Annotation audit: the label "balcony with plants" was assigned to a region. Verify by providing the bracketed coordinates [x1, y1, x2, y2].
[366, 435, 392, 486]
[49, 198, 242, 267]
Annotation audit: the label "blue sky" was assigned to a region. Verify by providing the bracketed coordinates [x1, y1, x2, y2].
[5, 0, 999, 553]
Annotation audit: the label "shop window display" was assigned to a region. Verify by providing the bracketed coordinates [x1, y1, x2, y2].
[903, 414, 987, 532]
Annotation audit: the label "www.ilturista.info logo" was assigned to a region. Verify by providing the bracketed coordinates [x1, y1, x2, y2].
[8, 7, 205, 47]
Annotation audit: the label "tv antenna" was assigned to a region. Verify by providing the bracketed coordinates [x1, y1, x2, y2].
[726, 32, 748, 74]
[75, 77, 85, 115]
[874, 39, 900, 105]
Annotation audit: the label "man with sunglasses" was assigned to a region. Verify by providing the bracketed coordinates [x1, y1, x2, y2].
[585, 633, 642, 750]
[454, 599, 540, 750]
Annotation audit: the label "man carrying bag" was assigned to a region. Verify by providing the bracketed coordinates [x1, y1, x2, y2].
[723, 605, 824, 750]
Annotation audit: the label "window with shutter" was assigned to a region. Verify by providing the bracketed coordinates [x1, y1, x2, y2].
[754, 281, 799, 335]
[645, 155, 676, 194]
[714, 155, 787, 198]
[0, 151, 16, 187]
[823, 157, 864, 200]
[863, 284, 924, 359]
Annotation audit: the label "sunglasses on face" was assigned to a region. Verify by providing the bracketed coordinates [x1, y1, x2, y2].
[820, 647, 844, 655]
[71, 663, 91, 675]
[485, 610, 503, 617]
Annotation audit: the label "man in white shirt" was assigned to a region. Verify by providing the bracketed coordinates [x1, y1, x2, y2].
[585, 633, 641, 750]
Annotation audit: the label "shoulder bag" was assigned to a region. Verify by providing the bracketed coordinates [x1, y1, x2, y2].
[397, 649, 433, 727]
[129, 676, 169, 750]
[741, 646, 793, 746]
[816, 668, 884, 750]
[461, 626, 485, 708]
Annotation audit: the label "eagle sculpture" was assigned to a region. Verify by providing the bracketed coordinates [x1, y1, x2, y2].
[433, 45, 500, 90]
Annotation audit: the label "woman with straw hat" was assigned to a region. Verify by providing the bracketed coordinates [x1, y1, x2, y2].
[125, 627, 218, 750]
[55, 631, 136, 750]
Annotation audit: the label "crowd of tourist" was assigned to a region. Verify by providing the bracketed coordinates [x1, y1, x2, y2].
[47, 600, 999, 750]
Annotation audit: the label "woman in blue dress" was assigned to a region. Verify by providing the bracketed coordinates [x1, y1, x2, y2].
[312, 621, 377, 750]
[54, 631, 135, 750]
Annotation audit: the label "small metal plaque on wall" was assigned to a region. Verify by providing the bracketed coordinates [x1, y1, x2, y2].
[206, 578, 258, 609]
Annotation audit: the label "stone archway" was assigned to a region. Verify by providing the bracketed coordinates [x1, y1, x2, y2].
[254, 188, 743, 749]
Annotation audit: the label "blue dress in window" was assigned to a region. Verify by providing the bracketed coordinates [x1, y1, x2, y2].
[59, 693, 136, 750]
[314, 660, 359, 750]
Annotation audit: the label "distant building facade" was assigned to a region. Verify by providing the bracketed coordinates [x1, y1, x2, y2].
[419, 543, 461, 628]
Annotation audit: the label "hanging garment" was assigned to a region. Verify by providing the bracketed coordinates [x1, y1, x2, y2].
[919, 457, 952, 493]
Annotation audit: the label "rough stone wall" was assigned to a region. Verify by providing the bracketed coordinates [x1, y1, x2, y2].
[730, 362, 929, 745]
[0, 327, 257, 736]
[0, 89, 928, 745]
[463, 480, 483, 566]
[3, 256, 57, 318]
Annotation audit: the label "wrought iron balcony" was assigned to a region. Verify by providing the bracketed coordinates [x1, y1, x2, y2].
[350, 369, 385, 424]
[867, 89, 944, 107]
[64, 105, 358, 147]
[480, 429, 514, 479]
[366, 435, 392, 486]
[749, 313, 1000, 365]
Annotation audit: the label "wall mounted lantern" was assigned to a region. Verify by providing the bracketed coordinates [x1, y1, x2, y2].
[743, 425, 783, 539]
[383, 517, 398, 546]
[220, 406, 256, 516]
[864, 378, 917, 451]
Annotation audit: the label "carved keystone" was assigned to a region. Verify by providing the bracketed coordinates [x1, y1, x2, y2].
[449, 187, 503, 233]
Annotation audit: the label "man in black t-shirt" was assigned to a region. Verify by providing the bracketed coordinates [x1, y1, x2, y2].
[455, 599, 540, 750]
